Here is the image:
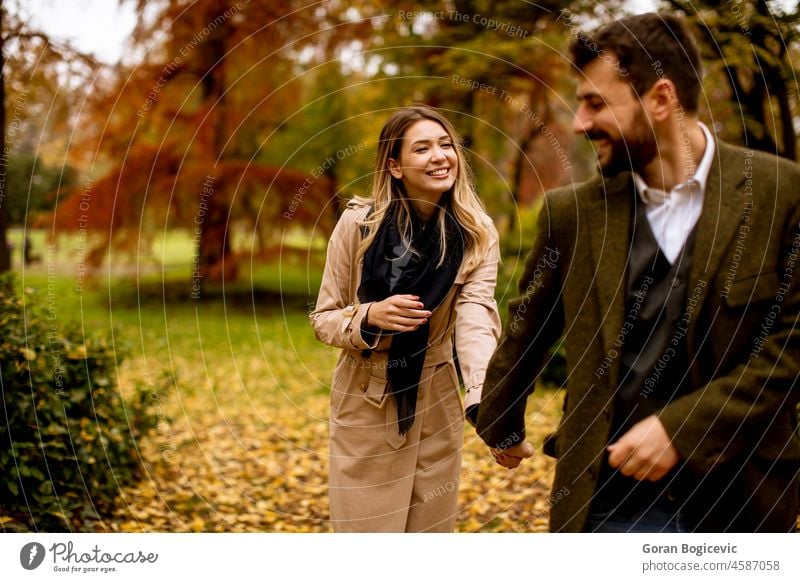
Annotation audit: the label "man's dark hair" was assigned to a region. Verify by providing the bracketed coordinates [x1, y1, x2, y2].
[569, 12, 702, 113]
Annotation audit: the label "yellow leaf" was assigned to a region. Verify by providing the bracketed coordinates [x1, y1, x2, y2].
[67, 345, 88, 360]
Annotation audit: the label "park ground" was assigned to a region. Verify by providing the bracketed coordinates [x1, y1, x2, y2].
[8, 228, 561, 532]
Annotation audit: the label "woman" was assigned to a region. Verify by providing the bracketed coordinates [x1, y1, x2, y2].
[310, 105, 500, 532]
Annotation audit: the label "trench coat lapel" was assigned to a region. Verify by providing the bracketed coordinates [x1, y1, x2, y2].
[587, 172, 634, 381]
[686, 141, 747, 348]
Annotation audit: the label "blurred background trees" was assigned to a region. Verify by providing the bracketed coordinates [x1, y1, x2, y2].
[668, 0, 799, 160]
[2, 0, 798, 280]
[1, 0, 93, 271]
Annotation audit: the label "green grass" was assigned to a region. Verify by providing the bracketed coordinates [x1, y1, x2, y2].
[5, 229, 561, 532]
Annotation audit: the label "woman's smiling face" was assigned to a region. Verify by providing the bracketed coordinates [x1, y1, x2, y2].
[388, 119, 459, 209]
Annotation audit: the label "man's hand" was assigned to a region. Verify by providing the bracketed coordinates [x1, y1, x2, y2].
[607, 415, 680, 481]
[491, 441, 534, 469]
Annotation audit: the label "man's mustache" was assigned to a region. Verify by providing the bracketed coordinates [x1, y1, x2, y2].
[584, 130, 611, 141]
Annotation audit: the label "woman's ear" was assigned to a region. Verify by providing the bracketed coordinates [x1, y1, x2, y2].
[387, 158, 403, 179]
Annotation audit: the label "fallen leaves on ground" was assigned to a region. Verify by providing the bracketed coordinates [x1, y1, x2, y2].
[102, 313, 561, 533]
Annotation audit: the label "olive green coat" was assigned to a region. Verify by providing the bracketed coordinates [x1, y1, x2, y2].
[477, 141, 800, 532]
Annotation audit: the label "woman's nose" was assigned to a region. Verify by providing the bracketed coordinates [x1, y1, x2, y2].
[430, 146, 446, 161]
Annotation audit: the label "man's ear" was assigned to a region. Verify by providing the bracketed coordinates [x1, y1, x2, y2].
[646, 78, 678, 122]
[387, 158, 403, 179]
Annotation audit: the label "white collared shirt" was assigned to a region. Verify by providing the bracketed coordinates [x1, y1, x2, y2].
[633, 122, 715, 264]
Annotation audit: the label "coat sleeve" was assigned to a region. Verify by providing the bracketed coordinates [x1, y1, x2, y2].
[659, 180, 800, 473]
[455, 228, 501, 412]
[476, 195, 566, 449]
[309, 206, 382, 351]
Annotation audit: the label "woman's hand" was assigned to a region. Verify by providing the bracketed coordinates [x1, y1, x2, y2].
[366, 294, 431, 332]
[491, 441, 535, 469]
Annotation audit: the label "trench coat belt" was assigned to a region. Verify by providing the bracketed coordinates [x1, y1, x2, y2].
[362, 340, 454, 369]
[423, 340, 454, 367]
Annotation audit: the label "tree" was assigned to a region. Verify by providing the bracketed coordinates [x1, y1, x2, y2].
[51, 0, 361, 284]
[1, 0, 98, 272]
[666, 0, 799, 160]
[326, 0, 636, 242]
[360, 1, 575, 209]
[0, 2, 8, 273]
[4, 152, 75, 225]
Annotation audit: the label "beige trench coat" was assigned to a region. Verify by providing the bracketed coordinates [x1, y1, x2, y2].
[311, 200, 501, 532]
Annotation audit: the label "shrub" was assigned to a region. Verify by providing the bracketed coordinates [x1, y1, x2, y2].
[0, 274, 155, 531]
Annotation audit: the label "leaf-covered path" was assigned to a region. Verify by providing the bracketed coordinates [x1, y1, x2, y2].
[105, 305, 561, 533]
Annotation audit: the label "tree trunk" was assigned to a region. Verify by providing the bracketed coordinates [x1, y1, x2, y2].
[776, 80, 797, 161]
[724, 65, 779, 154]
[0, 3, 12, 273]
[195, 4, 236, 284]
[323, 161, 341, 219]
[196, 174, 236, 282]
[671, 0, 797, 160]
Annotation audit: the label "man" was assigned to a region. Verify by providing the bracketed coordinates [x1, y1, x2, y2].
[476, 12, 800, 532]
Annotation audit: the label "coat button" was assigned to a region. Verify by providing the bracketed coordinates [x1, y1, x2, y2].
[360, 383, 366, 391]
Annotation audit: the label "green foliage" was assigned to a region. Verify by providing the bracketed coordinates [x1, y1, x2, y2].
[4, 153, 77, 225]
[0, 274, 156, 531]
[666, 0, 800, 159]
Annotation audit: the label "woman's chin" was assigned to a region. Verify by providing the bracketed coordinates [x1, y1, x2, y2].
[426, 179, 456, 194]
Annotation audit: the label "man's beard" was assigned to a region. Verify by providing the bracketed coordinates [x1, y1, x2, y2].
[587, 108, 658, 177]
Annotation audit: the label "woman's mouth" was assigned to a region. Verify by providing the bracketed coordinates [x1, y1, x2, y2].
[427, 168, 450, 178]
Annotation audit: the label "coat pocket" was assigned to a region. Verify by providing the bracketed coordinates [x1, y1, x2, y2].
[362, 352, 389, 408]
[754, 426, 800, 462]
[362, 356, 406, 448]
[724, 271, 779, 307]
[364, 369, 388, 408]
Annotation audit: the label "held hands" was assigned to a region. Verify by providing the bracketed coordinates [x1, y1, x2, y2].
[607, 415, 680, 481]
[491, 441, 535, 469]
[366, 294, 431, 332]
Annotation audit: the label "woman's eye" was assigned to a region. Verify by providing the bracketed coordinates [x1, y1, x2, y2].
[442, 142, 453, 148]
[415, 148, 428, 153]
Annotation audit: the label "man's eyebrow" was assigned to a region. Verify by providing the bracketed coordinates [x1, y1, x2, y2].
[576, 91, 602, 101]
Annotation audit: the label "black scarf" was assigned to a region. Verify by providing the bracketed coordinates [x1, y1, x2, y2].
[358, 201, 464, 434]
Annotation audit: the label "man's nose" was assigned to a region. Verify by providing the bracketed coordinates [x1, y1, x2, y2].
[573, 108, 593, 134]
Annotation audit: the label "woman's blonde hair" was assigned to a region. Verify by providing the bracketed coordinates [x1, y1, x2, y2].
[356, 105, 492, 272]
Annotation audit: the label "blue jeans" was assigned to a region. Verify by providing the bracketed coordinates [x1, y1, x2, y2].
[583, 496, 687, 533]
